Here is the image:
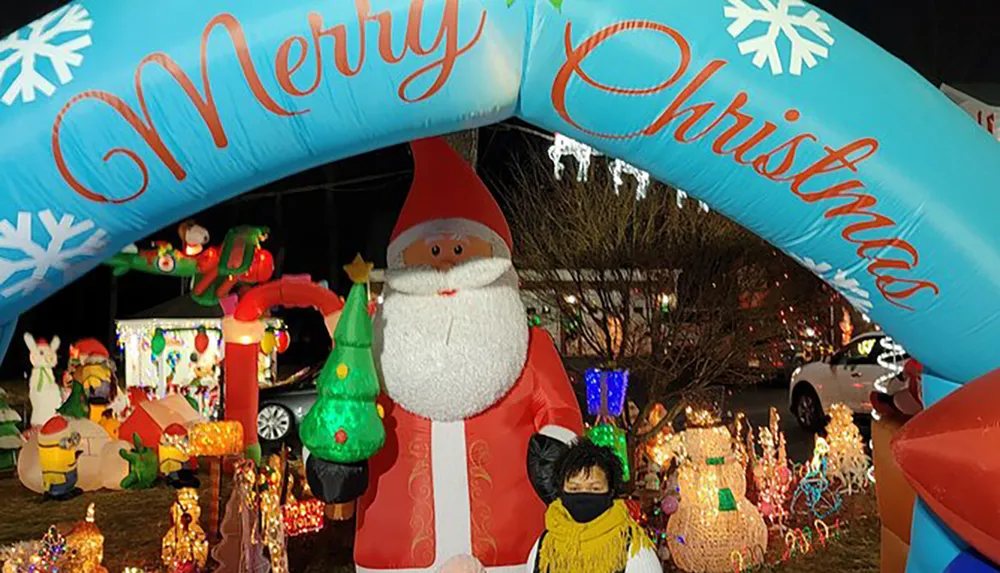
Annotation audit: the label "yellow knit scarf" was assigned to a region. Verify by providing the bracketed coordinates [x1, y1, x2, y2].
[538, 499, 653, 573]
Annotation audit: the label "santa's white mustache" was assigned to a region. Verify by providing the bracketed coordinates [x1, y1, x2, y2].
[386, 257, 513, 295]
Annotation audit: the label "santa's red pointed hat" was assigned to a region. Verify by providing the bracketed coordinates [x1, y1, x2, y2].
[892, 368, 1000, 565]
[70, 338, 110, 363]
[387, 137, 512, 268]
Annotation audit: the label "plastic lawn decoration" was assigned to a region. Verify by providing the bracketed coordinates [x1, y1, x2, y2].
[299, 255, 385, 464]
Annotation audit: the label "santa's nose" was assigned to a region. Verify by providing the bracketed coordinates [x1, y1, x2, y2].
[432, 259, 457, 271]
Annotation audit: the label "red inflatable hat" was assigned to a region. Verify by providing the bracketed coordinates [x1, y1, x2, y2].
[163, 423, 188, 437]
[387, 137, 512, 267]
[892, 368, 1000, 565]
[71, 338, 110, 360]
[40, 416, 69, 434]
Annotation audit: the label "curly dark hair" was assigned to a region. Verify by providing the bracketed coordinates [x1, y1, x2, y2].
[555, 438, 624, 496]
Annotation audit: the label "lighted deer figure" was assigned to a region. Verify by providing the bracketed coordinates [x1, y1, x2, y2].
[24, 333, 62, 428]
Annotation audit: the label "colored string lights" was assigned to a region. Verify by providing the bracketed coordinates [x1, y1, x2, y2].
[161, 488, 208, 571]
[188, 421, 243, 457]
[791, 437, 843, 520]
[66, 503, 104, 573]
[824, 404, 870, 495]
[666, 425, 768, 573]
[751, 408, 792, 525]
[260, 458, 289, 573]
[282, 473, 325, 537]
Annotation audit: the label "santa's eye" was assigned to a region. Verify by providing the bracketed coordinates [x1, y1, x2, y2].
[430, 245, 441, 256]
[454, 245, 464, 255]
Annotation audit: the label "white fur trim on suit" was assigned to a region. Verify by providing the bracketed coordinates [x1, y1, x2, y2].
[387, 218, 511, 269]
[431, 420, 473, 566]
[222, 317, 265, 344]
[539, 425, 578, 445]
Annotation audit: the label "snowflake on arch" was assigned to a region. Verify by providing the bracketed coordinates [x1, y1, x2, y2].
[723, 0, 835, 76]
[0, 210, 109, 298]
[792, 255, 873, 312]
[0, 3, 94, 106]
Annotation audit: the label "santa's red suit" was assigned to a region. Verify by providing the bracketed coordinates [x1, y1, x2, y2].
[355, 328, 582, 571]
[309, 137, 584, 572]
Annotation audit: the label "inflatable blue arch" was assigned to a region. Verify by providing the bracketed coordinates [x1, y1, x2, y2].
[1, 0, 998, 570]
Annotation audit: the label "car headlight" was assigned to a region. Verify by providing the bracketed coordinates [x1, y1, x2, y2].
[792, 367, 802, 378]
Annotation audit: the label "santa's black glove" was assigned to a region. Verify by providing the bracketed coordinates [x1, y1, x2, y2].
[527, 433, 570, 505]
[306, 456, 369, 504]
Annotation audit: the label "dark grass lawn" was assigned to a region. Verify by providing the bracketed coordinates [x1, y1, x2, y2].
[0, 469, 879, 573]
[0, 471, 356, 572]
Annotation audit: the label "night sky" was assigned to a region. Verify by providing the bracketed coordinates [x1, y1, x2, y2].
[1, 1, 998, 377]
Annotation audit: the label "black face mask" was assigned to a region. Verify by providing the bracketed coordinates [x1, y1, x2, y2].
[560, 492, 613, 523]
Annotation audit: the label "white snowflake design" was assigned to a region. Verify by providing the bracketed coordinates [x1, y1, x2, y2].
[0, 3, 93, 106]
[792, 255, 873, 312]
[0, 210, 109, 297]
[724, 0, 834, 76]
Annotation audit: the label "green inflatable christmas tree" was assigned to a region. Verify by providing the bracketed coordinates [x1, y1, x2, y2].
[0, 388, 23, 471]
[299, 255, 386, 464]
[57, 381, 89, 419]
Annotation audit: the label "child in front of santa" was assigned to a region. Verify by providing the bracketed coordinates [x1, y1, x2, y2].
[526, 439, 662, 573]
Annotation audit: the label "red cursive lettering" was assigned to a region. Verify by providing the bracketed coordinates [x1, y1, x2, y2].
[55, 0, 485, 203]
[53, 14, 299, 204]
[550, 20, 940, 308]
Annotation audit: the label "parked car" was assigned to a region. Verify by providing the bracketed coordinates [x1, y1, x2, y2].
[788, 332, 908, 429]
[257, 365, 319, 444]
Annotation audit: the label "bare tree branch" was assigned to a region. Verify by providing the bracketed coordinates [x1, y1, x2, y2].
[501, 148, 829, 443]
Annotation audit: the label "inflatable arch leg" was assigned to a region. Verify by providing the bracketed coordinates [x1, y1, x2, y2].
[223, 278, 343, 452]
[2, 1, 1000, 569]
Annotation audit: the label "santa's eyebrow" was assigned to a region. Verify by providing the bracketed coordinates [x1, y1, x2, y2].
[423, 233, 466, 244]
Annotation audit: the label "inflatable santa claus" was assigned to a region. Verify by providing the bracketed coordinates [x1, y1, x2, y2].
[306, 137, 584, 572]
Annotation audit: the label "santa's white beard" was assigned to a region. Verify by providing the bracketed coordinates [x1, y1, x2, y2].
[375, 259, 529, 421]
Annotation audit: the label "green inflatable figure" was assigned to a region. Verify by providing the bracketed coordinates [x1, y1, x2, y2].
[56, 381, 89, 419]
[119, 433, 159, 489]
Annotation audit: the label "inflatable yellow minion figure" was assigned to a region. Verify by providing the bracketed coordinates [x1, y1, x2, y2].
[39, 416, 83, 500]
[76, 362, 113, 424]
[160, 424, 200, 489]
